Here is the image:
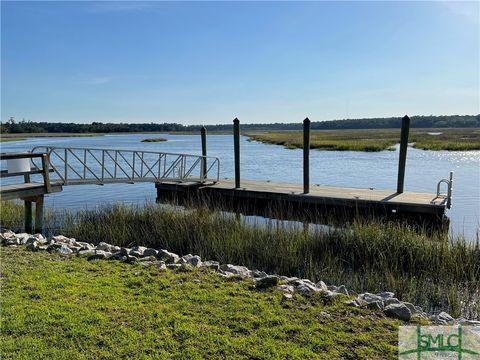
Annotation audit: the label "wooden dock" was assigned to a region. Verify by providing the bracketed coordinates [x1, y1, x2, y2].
[1, 115, 454, 233]
[156, 179, 449, 228]
[0, 152, 60, 233]
[154, 115, 451, 230]
[0, 182, 62, 201]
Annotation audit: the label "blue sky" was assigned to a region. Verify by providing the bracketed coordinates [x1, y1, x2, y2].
[1, 1, 478, 124]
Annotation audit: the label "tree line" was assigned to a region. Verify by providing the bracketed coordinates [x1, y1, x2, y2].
[1, 115, 478, 134]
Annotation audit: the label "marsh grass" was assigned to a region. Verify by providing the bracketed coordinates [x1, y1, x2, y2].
[1, 200, 478, 318]
[247, 128, 480, 151]
[141, 137, 168, 142]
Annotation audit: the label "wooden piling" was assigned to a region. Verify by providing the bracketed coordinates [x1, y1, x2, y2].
[397, 115, 410, 193]
[23, 172, 33, 233]
[233, 118, 240, 188]
[35, 196, 44, 234]
[201, 126, 207, 179]
[24, 201, 33, 233]
[303, 117, 310, 194]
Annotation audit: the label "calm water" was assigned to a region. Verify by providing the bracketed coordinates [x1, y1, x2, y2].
[1, 134, 479, 239]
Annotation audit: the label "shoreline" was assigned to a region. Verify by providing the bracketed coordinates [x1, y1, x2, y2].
[2, 128, 478, 151]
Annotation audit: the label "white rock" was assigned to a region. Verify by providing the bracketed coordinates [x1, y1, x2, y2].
[1, 230, 16, 240]
[143, 248, 158, 257]
[28, 235, 47, 245]
[52, 235, 77, 246]
[402, 302, 416, 314]
[87, 250, 112, 260]
[384, 303, 411, 321]
[130, 246, 147, 257]
[280, 276, 299, 283]
[277, 285, 295, 293]
[158, 249, 180, 264]
[187, 255, 202, 267]
[358, 293, 383, 304]
[337, 285, 349, 296]
[251, 270, 268, 278]
[219, 264, 251, 277]
[5, 238, 20, 246]
[26, 240, 39, 251]
[255, 276, 279, 289]
[78, 249, 96, 257]
[296, 282, 320, 295]
[432, 311, 454, 325]
[166, 263, 182, 269]
[384, 298, 401, 306]
[377, 292, 395, 299]
[77, 242, 94, 251]
[324, 290, 347, 301]
[15, 233, 31, 244]
[201, 260, 220, 271]
[316, 281, 328, 291]
[55, 244, 74, 255]
[96, 242, 114, 252]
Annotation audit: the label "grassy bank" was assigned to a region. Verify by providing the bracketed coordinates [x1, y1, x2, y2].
[0, 247, 400, 359]
[246, 128, 480, 151]
[0, 137, 27, 142]
[1, 201, 478, 319]
[141, 137, 168, 142]
[0, 132, 102, 142]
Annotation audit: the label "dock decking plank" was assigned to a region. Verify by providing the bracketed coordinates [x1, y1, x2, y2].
[0, 182, 62, 200]
[205, 179, 445, 207]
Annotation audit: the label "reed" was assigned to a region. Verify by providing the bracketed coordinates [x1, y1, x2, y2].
[1, 200, 478, 318]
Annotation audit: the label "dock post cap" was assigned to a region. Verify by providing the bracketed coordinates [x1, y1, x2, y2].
[402, 115, 410, 120]
[303, 117, 310, 123]
[233, 118, 239, 123]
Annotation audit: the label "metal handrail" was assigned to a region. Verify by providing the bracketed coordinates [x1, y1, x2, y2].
[433, 171, 453, 209]
[30, 146, 220, 186]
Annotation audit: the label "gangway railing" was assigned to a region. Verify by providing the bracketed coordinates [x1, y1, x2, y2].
[30, 146, 220, 186]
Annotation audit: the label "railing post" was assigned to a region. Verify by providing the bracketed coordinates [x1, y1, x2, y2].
[447, 171, 453, 209]
[233, 118, 241, 188]
[397, 115, 410, 193]
[64, 149, 68, 185]
[201, 126, 207, 179]
[303, 117, 310, 194]
[41, 154, 51, 193]
[102, 151, 106, 181]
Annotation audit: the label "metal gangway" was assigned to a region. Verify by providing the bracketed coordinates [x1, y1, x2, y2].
[30, 146, 220, 186]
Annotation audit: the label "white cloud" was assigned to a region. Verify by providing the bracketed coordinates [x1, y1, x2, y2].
[439, 1, 479, 23]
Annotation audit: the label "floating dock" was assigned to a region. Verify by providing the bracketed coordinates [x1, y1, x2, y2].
[156, 178, 450, 229]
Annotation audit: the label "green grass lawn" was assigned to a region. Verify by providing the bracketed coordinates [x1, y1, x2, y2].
[0, 247, 401, 359]
[246, 128, 480, 151]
